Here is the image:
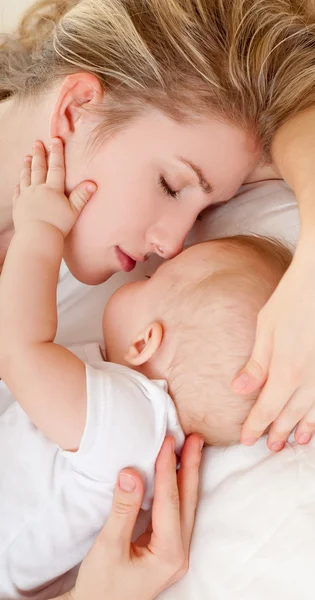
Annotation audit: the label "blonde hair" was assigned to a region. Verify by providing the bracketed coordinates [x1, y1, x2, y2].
[151, 0, 315, 157]
[2, 0, 315, 154]
[0, 0, 239, 137]
[165, 235, 292, 446]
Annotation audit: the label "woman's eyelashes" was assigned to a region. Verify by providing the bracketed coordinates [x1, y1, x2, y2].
[159, 175, 179, 199]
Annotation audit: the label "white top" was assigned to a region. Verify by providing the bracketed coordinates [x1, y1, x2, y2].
[0, 344, 184, 599]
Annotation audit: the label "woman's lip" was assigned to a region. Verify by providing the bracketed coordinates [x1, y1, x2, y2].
[115, 246, 137, 272]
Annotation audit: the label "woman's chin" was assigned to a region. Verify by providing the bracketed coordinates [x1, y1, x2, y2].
[63, 254, 116, 286]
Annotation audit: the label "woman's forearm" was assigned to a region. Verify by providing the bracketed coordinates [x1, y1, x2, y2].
[271, 106, 315, 235]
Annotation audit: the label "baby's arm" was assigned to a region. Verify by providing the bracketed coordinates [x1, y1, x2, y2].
[0, 140, 96, 450]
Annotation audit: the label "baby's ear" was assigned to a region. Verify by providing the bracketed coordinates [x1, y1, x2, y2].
[124, 322, 163, 366]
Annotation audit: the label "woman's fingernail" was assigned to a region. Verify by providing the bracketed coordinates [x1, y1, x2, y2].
[87, 183, 97, 193]
[270, 441, 285, 452]
[119, 473, 136, 492]
[51, 137, 60, 145]
[242, 437, 257, 446]
[199, 437, 204, 451]
[298, 433, 312, 445]
[233, 373, 250, 392]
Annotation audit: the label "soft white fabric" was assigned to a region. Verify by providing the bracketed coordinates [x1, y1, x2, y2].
[159, 437, 315, 600]
[0, 344, 184, 599]
[186, 179, 299, 250]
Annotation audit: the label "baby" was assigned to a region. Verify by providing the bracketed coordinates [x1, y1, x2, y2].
[104, 232, 292, 446]
[0, 145, 291, 598]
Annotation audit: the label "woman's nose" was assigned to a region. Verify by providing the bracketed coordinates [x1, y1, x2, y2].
[148, 230, 186, 260]
[146, 208, 199, 259]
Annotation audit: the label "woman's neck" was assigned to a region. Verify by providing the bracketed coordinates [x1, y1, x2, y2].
[0, 94, 53, 268]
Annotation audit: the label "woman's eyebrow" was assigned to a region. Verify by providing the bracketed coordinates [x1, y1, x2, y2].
[179, 158, 213, 194]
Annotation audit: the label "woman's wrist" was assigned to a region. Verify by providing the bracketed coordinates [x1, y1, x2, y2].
[294, 227, 315, 265]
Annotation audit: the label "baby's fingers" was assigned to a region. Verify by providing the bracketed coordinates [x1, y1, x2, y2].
[20, 156, 32, 191]
[12, 184, 20, 206]
[69, 181, 97, 216]
[31, 142, 47, 185]
[46, 137, 66, 190]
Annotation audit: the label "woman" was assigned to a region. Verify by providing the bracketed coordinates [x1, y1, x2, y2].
[2, 0, 315, 598]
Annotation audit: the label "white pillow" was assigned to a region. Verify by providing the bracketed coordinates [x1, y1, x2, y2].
[160, 437, 315, 600]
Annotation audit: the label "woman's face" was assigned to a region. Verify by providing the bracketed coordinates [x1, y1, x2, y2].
[63, 109, 258, 284]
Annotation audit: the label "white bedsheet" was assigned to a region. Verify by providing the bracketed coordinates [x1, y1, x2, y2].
[160, 437, 315, 600]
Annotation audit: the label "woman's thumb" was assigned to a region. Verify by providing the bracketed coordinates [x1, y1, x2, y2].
[232, 331, 271, 395]
[99, 469, 144, 559]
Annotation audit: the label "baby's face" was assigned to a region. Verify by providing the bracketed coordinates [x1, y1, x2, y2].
[102, 240, 233, 367]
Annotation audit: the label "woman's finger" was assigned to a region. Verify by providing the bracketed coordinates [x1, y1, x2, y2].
[149, 437, 182, 558]
[295, 403, 315, 445]
[31, 141, 47, 185]
[177, 434, 203, 556]
[241, 365, 293, 446]
[98, 468, 144, 560]
[267, 389, 313, 451]
[232, 324, 272, 395]
[46, 137, 65, 190]
[20, 156, 32, 190]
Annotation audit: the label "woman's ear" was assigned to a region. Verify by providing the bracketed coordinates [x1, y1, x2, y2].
[50, 72, 104, 140]
[124, 322, 163, 366]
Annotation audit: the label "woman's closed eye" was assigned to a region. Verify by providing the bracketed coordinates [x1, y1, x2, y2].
[159, 175, 179, 200]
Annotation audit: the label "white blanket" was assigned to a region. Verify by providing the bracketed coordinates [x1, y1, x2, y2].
[161, 437, 315, 600]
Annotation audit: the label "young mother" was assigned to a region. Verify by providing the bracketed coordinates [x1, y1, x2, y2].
[2, 0, 315, 598]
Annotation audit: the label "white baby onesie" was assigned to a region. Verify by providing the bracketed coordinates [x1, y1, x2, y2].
[0, 343, 184, 599]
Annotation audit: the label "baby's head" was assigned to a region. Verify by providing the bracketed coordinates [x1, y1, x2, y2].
[103, 236, 292, 445]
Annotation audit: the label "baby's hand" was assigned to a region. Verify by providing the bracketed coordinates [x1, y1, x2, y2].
[13, 138, 97, 237]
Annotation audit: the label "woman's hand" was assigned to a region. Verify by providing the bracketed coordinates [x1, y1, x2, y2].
[233, 107, 315, 452]
[233, 241, 315, 451]
[58, 434, 203, 600]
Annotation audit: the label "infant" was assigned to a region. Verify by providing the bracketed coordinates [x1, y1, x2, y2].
[103, 233, 292, 445]
[0, 156, 291, 597]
